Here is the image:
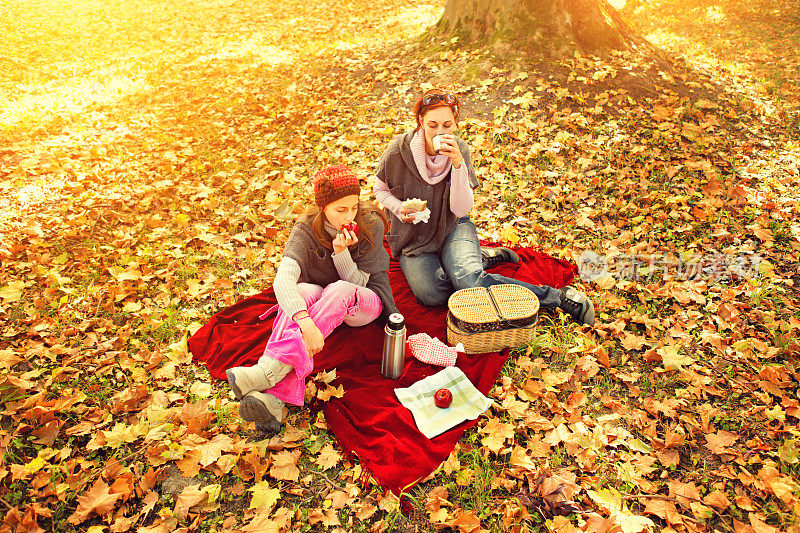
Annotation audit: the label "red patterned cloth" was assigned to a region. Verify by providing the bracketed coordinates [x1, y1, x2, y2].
[189, 243, 577, 494]
[406, 333, 459, 367]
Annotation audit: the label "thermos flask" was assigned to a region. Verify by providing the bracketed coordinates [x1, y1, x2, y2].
[381, 313, 406, 379]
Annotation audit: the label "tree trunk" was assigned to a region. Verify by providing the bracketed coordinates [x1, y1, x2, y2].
[437, 0, 637, 55]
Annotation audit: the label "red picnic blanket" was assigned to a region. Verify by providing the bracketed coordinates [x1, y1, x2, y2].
[188, 245, 577, 493]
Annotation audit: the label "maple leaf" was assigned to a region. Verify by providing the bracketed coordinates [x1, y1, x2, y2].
[314, 443, 341, 471]
[196, 434, 234, 467]
[667, 480, 702, 509]
[270, 450, 301, 481]
[480, 418, 514, 454]
[308, 508, 341, 527]
[613, 511, 656, 533]
[450, 509, 482, 533]
[703, 490, 731, 509]
[621, 333, 646, 351]
[317, 384, 345, 402]
[68, 480, 122, 524]
[658, 345, 694, 371]
[643, 498, 680, 524]
[173, 485, 207, 520]
[248, 480, 281, 511]
[0, 280, 26, 302]
[704, 430, 738, 455]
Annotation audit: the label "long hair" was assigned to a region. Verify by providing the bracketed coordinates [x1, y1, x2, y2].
[300, 200, 389, 252]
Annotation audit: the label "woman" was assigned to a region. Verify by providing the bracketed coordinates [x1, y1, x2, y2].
[226, 165, 398, 431]
[373, 89, 595, 325]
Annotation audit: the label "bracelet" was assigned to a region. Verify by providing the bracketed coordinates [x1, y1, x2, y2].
[292, 310, 309, 322]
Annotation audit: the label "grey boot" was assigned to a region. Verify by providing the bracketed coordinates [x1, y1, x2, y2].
[226, 356, 292, 401]
[480, 246, 520, 270]
[559, 287, 595, 326]
[239, 391, 284, 433]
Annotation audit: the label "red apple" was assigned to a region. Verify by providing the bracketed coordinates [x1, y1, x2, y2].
[342, 222, 359, 236]
[434, 388, 452, 408]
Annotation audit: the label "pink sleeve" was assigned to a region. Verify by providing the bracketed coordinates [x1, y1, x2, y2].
[449, 163, 474, 217]
[374, 178, 403, 218]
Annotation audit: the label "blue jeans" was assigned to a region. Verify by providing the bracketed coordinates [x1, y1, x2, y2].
[398, 217, 564, 308]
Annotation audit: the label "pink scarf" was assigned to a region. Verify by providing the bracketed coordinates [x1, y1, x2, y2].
[411, 130, 452, 185]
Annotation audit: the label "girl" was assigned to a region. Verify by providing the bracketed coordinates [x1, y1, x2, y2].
[226, 165, 398, 431]
[373, 89, 595, 325]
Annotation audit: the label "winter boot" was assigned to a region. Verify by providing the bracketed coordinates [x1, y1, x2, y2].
[226, 356, 292, 401]
[239, 391, 284, 433]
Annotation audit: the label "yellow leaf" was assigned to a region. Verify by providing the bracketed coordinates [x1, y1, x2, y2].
[249, 481, 281, 510]
[588, 487, 624, 514]
[103, 423, 139, 448]
[658, 345, 694, 371]
[614, 511, 656, 533]
[189, 382, 212, 398]
[0, 281, 25, 302]
[500, 223, 519, 245]
[24, 456, 47, 474]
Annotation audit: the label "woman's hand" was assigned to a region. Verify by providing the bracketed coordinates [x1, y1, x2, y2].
[438, 134, 463, 168]
[399, 206, 418, 224]
[332, 228, 358, 254]
[298, 317, 324, 357]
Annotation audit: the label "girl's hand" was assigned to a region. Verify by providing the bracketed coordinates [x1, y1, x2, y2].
[438, 134, 463, 168]
[332, 228, 358, 254]
[298, 318, 324, 357]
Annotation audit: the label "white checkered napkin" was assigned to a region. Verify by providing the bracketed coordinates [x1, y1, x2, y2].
[394, 367, 493, 440]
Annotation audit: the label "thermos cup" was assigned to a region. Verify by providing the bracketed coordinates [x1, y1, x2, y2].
[381, 313, 406, 379]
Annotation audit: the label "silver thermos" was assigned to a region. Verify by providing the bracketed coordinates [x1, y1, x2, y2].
[381, 313, 406, 379]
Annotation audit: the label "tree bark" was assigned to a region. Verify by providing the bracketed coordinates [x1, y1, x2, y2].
[437, 0, 637, 55]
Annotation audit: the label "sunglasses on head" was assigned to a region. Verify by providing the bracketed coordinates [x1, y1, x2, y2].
[422, 92, 457, 107]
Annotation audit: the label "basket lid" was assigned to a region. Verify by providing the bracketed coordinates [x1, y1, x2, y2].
[487, 284, 539, 320]
[447, 287, 500, 325]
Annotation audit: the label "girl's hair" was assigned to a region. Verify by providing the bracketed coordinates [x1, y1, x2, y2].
[300, 200, 389, 252]
[413, 88, 461, 129]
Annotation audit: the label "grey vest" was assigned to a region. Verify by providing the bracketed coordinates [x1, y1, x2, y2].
[376, 130, 478, 257]
[283, 213, 398, 318]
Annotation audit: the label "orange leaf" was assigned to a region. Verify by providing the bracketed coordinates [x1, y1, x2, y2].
[704, 430, 737, 455]
[270, 450, 301, 481]
[703, 490, 731, 509]
[317, 384, 345, 402]
[314, 443, 341, 471]
[68, 480, 122, 524]
[621, 333, 646, 351]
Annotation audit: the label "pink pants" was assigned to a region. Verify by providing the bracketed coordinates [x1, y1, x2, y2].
[261, 280, 382, 405]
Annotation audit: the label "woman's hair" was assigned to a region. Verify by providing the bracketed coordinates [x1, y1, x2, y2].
[413, 88, 461, 129]
[300, 200, 389, 252]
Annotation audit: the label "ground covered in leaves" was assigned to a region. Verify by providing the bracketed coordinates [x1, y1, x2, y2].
[1, 0, 799, 531]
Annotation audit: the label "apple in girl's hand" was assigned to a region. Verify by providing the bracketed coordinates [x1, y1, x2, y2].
[342, 222, 359, 236]
[434, 388, 452, 408]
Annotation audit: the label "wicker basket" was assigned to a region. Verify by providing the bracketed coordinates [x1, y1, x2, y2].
[447, 284, 539, 354]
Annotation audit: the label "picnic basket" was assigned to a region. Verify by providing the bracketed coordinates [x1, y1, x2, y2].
[446, 284, 539, 354]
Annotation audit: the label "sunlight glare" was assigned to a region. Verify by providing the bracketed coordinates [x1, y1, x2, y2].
[1, 74, 150, 128]
[194, 36, 294, 66]
[608, 0, 626, 9]
[704, 6, 726, 24]
[382, 5, 441, 34]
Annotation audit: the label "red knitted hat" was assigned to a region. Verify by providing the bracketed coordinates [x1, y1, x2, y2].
[313, 165, 360, 208]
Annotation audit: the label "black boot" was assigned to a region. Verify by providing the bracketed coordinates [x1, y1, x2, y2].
[480, 246, 520, 270]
